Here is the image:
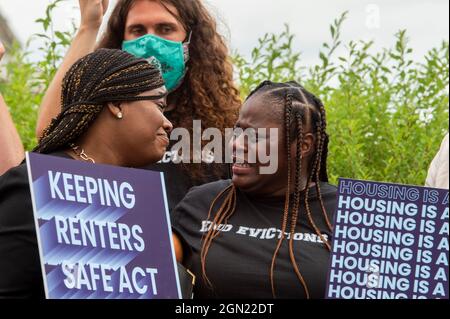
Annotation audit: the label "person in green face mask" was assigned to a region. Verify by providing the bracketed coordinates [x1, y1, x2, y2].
[37, 0, 241, 216]
[122, 32, 191, 92]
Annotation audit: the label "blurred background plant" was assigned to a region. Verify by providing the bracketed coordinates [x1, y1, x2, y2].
[234, 11, 448, 185]
[0, 3, 448, 186]
[0, 0, 75, 150]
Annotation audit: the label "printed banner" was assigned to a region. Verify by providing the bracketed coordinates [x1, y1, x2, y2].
[26, 152, 181, 299]
[326, 178, 449, 299]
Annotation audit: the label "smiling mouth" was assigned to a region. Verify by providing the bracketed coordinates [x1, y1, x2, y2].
[157, 133, 169, 144]
[232, 162, 255, 176]
[233, 163, 252, 168]
[232, 155, 255, 166]
[232, 155, 256, 174]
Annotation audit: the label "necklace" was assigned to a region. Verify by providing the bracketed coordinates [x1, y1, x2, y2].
[69, 143, 96, 163]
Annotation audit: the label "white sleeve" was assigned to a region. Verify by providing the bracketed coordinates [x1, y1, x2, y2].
[425, 133, 449, 189]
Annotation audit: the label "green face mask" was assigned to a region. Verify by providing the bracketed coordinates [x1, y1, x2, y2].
[122, 34, 190, 92]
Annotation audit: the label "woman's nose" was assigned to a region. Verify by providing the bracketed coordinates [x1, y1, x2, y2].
[231, 132, 248, 153]
[163, 115, 173, 133]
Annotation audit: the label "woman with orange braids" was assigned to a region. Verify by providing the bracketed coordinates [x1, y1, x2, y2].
[171, 81, 337, 299]
[36, 0, 241, 214]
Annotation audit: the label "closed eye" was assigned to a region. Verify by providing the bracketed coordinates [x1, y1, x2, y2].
[156, 102, 167, 112]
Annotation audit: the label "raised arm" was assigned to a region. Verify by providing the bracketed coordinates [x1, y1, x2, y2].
[35, 0, 109, 138]
[0, 41, 25, 174]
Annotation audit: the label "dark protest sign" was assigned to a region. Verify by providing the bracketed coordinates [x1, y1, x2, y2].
[326, 178, 449, 299]
[26, 152, 181, 299]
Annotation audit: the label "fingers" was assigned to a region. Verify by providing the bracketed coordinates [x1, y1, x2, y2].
[78, 0, 105, 29]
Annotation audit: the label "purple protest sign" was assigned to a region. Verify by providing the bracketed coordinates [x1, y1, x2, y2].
[326, 178, 449, 299]
[26, 152, 181, 299]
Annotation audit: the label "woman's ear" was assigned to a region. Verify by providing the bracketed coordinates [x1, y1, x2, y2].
[106, 102, 123, 119]
[301, 132, 316, 158]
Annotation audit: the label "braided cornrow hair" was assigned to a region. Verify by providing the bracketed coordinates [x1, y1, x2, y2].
[34, 48, 165, 154]
[200, 80, 333, 298]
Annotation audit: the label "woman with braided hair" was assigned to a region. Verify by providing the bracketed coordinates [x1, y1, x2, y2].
[34, 48, 172, 165]
[172, 81, 337, 299]
[36, 0, 241, 214]
[0, 48, 174, 298]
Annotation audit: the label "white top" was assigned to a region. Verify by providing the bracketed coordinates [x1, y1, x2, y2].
[425, 133, 449, 189]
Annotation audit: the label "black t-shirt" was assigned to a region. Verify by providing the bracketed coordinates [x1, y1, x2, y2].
[144, 145, 230, 215]
[0, 152, 71, 298]
[172, 180, 337, 299]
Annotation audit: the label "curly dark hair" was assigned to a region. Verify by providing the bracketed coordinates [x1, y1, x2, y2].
[97, 0, 241, 179]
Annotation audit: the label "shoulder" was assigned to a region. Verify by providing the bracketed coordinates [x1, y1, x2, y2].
[0, 151, 70, 191]
[441, 133, 449, 149]
[172, 179, 232, 225]
[175, 179, 232, 212]
[317, 182, 338, 197]
[436, 133, 449, 164]
[0, 151, 73, 227]
[433, 133, 449, 165]
[313, 182, 338, 216]
[426, 133, 449, 188]
[185, 179, 232, 201]
[0, 162, 35, 243]
[0, 161, 29, 192]
[0, 162, 43, 298]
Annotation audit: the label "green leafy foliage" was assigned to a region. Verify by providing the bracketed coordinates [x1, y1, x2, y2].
[234, 12, 448, 186]
[0, 0, 75, 149]
[0, 4, 448, 186]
